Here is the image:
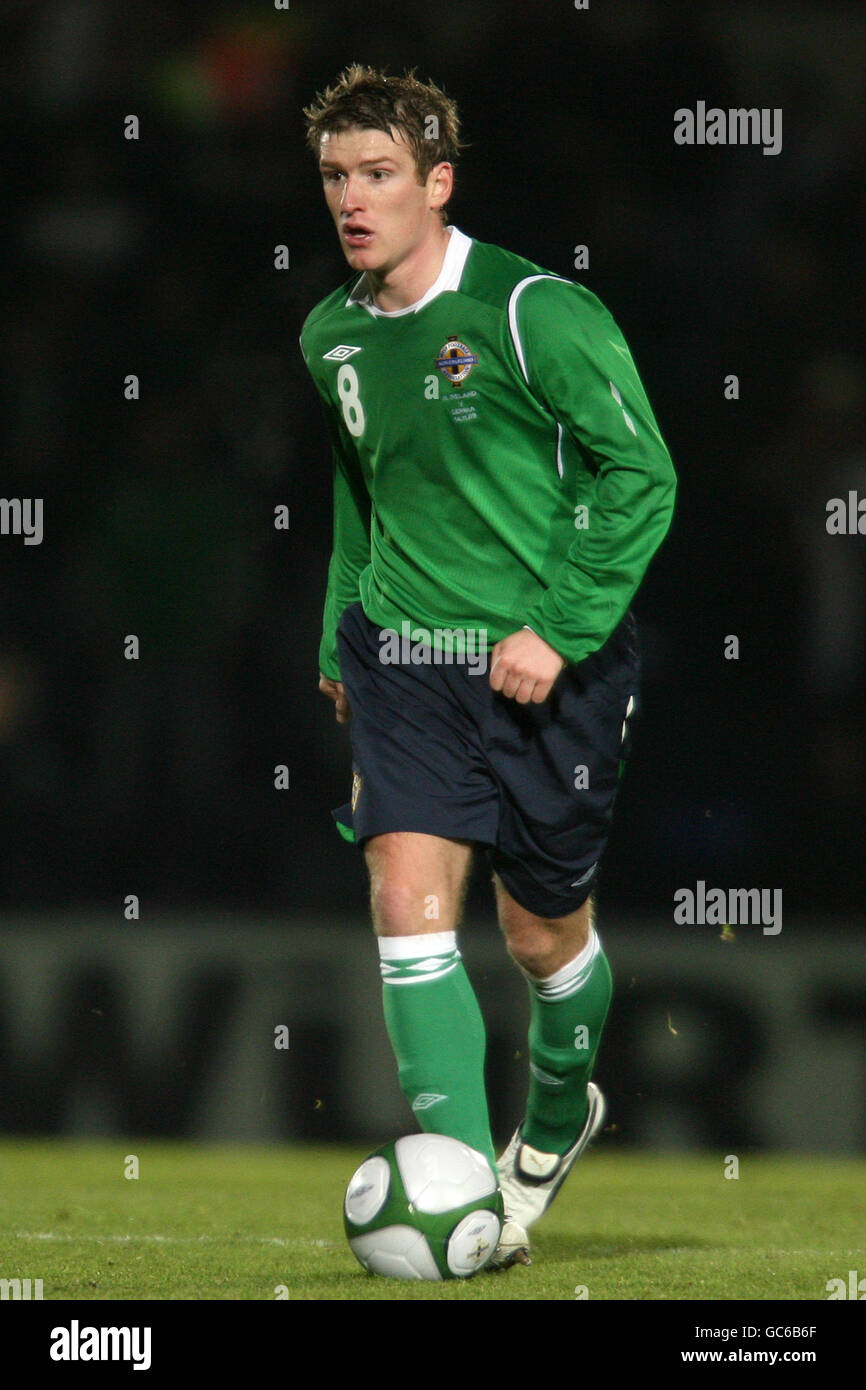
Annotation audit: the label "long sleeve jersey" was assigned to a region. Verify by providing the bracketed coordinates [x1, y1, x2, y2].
[300, 225, 677, 681]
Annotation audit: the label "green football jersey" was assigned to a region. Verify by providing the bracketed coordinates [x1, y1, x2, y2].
[300, 226, 676, 681]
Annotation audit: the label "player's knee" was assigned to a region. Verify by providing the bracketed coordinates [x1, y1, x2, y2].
[370, 878, 430, 935]
[503, 926, 560, 979]
[497, 900, 554, 973]
[370, 873, 465, 935]
[497, 886, 594, 977]
[366, 835, 471, 935]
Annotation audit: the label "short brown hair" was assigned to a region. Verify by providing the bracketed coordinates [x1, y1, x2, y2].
[302, 63, 466, 224]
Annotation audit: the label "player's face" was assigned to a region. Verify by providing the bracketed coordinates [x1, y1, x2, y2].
[318, 126, 446, 273]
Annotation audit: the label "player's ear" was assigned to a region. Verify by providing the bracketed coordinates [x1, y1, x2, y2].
[430, 161, 453, 203]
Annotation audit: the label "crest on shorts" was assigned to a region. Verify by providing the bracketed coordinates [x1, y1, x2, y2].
[351, 771, 362, 813]
[436, 336, 478, 385]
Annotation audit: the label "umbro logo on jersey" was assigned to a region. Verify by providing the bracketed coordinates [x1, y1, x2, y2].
[323, 344, 362, 361]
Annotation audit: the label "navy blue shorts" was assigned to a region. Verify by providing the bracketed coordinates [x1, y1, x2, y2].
[332, 602, 640, 918]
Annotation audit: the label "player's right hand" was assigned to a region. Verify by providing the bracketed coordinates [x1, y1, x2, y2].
[319, 674, 352, 725]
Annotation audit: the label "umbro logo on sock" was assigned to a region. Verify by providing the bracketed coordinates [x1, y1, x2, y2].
[411, 1093, 448, 1112]
[530, 1062, 565, 1087]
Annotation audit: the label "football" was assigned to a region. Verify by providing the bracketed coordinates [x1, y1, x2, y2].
[344, 1133, 504, 1280]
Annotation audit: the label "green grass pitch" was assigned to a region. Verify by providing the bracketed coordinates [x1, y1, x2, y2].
[1, 1140, 863, 1300]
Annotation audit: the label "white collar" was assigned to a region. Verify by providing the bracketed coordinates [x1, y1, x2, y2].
[346, 225, 473, 316]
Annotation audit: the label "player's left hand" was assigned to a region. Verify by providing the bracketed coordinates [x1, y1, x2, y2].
[489, 629, 566, 704]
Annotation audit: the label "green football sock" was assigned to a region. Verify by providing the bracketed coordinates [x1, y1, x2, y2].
[520, 927, 612, 1155]
[379, 931, 496, 1170]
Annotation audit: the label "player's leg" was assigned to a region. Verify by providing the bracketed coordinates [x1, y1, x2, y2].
[366, 830, 473, 938]
[493, 876, 611, 1158]
[487, 876, 610, 1266]
[481, 611, 638, 1192]
[367, 830, 496, 1168]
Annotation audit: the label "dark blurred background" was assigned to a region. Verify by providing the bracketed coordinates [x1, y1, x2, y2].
[1, 1, 864, 1146]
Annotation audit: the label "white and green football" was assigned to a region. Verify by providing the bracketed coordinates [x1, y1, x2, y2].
[344, 1134, 504, 1280]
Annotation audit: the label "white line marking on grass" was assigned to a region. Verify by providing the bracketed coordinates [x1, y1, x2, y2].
[14, 1232, 336, 1248]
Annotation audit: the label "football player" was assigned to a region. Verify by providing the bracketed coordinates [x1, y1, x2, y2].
[300, 65, 676, 1267]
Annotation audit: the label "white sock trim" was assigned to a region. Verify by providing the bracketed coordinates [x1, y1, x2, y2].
[526, 927, 601, 1001]
[377, 930, 458, 961]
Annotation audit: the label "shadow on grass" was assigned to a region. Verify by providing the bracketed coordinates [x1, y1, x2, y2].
[286, 1232, 719, 1297]
[537, 1232, 716, 1261]
[286, 1269, 488, 1298]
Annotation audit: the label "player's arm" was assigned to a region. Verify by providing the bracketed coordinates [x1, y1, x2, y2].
[316, 397, 372, 692]
[512, 276, 677, 670]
